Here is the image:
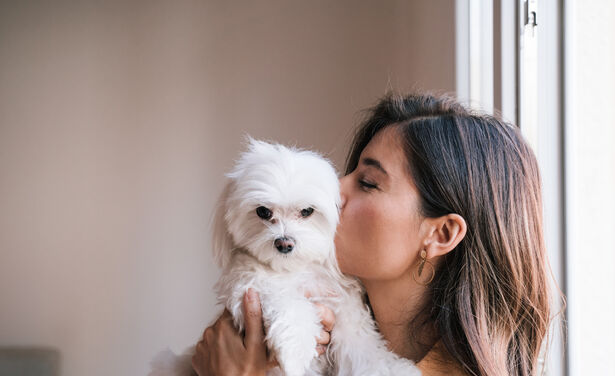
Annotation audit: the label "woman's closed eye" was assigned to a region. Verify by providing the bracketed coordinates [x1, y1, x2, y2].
[358, 179, 379, 191]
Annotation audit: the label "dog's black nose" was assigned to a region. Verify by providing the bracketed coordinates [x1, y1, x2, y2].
[274, 237, 294, 254]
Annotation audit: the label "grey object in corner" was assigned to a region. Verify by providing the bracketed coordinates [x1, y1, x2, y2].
[0, 347, 59, 376]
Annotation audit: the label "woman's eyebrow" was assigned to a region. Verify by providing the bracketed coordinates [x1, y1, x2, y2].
[361, 157, 389, 176]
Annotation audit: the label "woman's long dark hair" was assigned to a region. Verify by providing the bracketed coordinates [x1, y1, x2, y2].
[345, 93, 558, 376]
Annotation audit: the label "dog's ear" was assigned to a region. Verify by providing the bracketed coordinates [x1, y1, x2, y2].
[211, 182, 235, 269]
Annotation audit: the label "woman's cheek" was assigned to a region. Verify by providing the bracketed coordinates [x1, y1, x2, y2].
[337, 199, 383, 276]
[360, 202, 416, 279]
[334, 200, 362, 273]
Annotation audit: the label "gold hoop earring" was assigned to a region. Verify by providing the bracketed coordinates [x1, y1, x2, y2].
[412, 249, 435, 286]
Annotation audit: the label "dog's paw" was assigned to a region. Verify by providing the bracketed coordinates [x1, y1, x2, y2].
[276, 344, 318, 376]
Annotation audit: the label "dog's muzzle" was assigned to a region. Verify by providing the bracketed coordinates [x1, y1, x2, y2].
[274, 237, 294, 254]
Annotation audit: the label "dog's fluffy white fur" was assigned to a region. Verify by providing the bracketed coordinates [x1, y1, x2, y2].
[151, 138, 421, 376]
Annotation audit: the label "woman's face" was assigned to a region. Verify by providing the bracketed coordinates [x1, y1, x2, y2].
[335, 126, 425, 281]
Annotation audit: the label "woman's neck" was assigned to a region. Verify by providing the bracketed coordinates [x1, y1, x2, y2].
[361, 273, 439, 362]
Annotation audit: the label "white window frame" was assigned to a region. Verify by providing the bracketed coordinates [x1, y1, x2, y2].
[456, 1, 567, 375]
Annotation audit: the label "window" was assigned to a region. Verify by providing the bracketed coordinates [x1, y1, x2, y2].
[457, 1, 566, 374]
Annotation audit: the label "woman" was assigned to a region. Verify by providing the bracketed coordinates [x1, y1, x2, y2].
[192, 93, 556, 375]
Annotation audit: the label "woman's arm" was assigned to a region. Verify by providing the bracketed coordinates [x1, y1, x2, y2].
[191, 289, 335, 376]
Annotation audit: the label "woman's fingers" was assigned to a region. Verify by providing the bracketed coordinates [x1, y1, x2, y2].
[314, 303, 336, 332]
[192, 333, 212, 375]
[316, 345, 327, 356]
[191, 291, 271, 376]
[316, 329, 330, 346]
[313, 302, 335, 356]
[242, 288, 265, 351]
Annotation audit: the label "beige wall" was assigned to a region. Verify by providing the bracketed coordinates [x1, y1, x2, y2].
[0, 1, 455, 375]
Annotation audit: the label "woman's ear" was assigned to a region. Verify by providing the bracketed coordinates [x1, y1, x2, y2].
[423, 213, 467, 258]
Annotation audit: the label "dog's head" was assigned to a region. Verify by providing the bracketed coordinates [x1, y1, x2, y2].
[213, 138, 340, 272]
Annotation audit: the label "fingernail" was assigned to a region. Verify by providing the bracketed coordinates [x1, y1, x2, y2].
[246, 288, 259, 314]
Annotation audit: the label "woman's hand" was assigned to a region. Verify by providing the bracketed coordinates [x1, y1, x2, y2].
[309, 296, 337, 356]
[191, 289, 336, 375]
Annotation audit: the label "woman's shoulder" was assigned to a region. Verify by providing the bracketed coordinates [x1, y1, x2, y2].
[416, 341, 470, 376]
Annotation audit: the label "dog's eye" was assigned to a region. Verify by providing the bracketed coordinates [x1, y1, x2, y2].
[256, 206, 273, 220]
[300, 207, 314, 218]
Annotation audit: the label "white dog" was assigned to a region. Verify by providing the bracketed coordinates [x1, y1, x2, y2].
[150, 138, 421, 376]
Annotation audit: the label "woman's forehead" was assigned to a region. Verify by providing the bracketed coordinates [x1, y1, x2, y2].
[360, 127, 408, 175]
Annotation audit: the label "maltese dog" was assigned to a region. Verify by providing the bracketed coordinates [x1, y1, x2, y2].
[151, 138, 421, 376]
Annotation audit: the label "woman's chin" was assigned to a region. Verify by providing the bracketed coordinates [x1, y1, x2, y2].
[335, 253, 357, 277]
[334, 237, 360, 277]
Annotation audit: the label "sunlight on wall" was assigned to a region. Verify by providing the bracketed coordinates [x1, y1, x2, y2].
[566, 1, 615, 374]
